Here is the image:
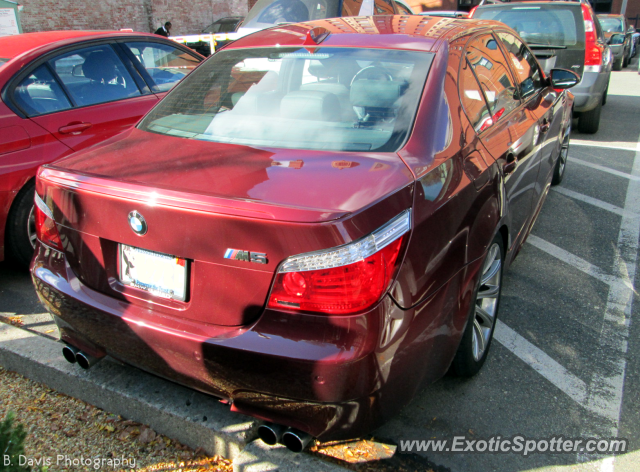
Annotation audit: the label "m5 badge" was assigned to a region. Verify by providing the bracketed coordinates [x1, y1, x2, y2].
[224, 248, 268, 264]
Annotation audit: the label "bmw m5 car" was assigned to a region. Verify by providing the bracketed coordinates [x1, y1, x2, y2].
[31, 15, 578, 450]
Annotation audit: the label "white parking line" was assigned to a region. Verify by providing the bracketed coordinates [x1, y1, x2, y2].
[527, 235, 631, 289]
[568, 157, 640, 181]
[570, 140, 637, 152]
[495, 321, 588, 405]
[552, 187, 639, 218]
[578, 140, 640, 470]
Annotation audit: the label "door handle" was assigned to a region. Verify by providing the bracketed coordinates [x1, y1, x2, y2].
[59, 122, 92, 135]
[540, 119, 550, 133]
[503, 154, 517, 175]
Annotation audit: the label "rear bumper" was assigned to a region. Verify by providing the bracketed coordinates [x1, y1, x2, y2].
[31, 242, 473, 440]
[572, 70, 609, 113]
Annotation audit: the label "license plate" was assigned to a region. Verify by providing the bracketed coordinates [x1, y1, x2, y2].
[119, 244, 187, 301]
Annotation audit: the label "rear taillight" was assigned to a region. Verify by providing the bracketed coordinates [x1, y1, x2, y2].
[34, 193, 63, 250]
[268, 210, 411, 315]
[468, 6, 477, 18]
[582, 4, 603, 69]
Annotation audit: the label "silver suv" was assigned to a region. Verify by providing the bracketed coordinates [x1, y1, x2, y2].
[472, 0, 612, 134]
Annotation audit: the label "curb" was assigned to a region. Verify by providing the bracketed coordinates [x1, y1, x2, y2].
[0, 322, 346, 472]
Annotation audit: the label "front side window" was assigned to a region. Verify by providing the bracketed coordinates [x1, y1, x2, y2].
[50, 44, 141, 107]
[466, 34, 519, 123]
[242, 0, 341, 29]
[139, 47, 433, 152]
[13, 64, 72, 116]
[122, 42, 200, 92]
[497, 32, 544, 99]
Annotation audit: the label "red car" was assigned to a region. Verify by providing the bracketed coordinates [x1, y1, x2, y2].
[31, 16, 578, 450]
[0, 31, 203, 267]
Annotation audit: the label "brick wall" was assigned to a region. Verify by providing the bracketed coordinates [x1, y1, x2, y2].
[19, 0, 250, 36]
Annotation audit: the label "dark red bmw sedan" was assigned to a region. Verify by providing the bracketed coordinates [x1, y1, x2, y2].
[31, 16, 578, 450]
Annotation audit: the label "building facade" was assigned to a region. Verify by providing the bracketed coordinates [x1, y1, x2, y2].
[18, 0, 249, 35]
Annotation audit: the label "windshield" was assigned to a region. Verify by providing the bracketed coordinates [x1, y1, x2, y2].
[202, 19, 241, 34]
[139, 47, 433, 152]
[474, 5, 583, 47]
[599, 17, 624, 33]
[242, 0, 341, 30]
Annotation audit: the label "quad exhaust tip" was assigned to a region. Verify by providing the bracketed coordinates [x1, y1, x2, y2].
[258, 424, 313, 453]
[258, 423, 287, 446]
[282, 428, 313, 453]
[62, 344, 79, 364]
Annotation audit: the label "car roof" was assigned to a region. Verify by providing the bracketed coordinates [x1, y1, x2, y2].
[227, 16, 501, 52]
[0, 30, 162, 60]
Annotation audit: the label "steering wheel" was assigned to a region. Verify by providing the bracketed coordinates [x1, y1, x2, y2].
[350, 66, 393, 86]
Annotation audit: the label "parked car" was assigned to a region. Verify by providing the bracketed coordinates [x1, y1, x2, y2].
[31, 15, 578, 448]
[418, 10, 468, 18]
[0, 31, 203, 267]
[597, 14, 633, 70]
[236, 0, 415, 38]
[471, 1, 612, 134]
[170, 16, 244, 56]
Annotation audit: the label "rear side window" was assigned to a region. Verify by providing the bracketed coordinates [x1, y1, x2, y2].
[459, 59, 492, 132]
[466, 34, 519, 123]
[13, 65, 72, 116]
[49, 44, 141, 107]
[474, 5, 583, 47]
[598, 17, 624, 33]
[497, 32, 544, 99]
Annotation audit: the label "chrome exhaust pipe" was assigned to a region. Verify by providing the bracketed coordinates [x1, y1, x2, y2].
[75, 351, 102, 370]
[257, 423, 287, 446]
[282, 428, 313, 453]
[62, 344, 79, 364]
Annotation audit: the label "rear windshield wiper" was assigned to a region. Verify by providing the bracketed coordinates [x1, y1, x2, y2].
[527, 44, 568, 49]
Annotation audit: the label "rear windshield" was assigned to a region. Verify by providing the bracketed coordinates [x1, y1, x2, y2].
[474, 5, 583, 47]
[599, 17, 624, 33]
[242, 0, 341, 29]
[138, 47, 433, 152]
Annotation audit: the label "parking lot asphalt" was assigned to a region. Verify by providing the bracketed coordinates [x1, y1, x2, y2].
[2, 60, 640, 472]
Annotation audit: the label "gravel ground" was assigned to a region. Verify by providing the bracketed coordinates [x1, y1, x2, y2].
[0, 366, 233, 471]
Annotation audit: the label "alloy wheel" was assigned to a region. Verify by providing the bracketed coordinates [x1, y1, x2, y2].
[27, 205, 37, 249]
[472, 242, 502, 362]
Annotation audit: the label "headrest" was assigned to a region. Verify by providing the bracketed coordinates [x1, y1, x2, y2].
[280, 90, 341, 121]
[82, 52, 117, 82]
[350, 81, 402, 108]
[308, 61, 331, 79]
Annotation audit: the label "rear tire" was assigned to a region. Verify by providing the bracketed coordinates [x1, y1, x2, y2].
[6, 181, 36, 270]
[450, 235, 504, 377]
[613, 56, 623, 71]
[578, 101, 602, 134]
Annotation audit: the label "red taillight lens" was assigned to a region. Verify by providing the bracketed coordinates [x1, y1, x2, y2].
[582, 4, 603, 67]
[268, 210, 411, 315]
[34, 194, 63, 250]
[268, 237, 404, 315]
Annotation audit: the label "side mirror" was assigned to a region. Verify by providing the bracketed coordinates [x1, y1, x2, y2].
[608, 34, 625, 45]
[72, 64, 84, 77]
[549, 68, 580, 90]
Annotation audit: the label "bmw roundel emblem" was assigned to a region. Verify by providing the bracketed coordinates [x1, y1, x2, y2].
[128, 211, 147, 236]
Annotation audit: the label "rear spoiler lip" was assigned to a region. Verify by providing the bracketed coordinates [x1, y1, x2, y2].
[37, 166, 350, 224]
